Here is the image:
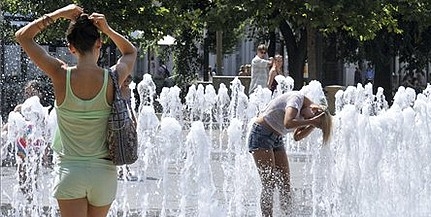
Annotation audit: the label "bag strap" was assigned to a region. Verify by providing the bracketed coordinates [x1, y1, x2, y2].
[108, 69, 122, 101]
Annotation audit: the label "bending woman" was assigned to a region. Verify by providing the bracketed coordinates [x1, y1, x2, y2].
[15, 4, 137, 217]
[248, 91, 332, 217]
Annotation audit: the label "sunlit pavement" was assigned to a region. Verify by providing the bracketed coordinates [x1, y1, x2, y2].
[1, 152, 313, 216]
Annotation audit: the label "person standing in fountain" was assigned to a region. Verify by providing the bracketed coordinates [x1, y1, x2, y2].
[249, 44, 273, 94]
[15, 4, 137, 217]
[248, 91, 332, 217]
[267, 54, 284, 93]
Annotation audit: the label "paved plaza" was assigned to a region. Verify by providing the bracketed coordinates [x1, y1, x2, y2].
[1, 151, 313, 216]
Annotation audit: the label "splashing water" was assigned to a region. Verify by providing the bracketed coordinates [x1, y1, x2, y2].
[138, 74, 157, 108]
[2, 96, 56, 216]
[2, 78, 431, 217]
[274, 75, 294, 98]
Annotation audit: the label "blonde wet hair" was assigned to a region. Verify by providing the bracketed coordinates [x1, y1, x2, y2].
[302, 98, 332, 144]
[320, 107, 332, 144]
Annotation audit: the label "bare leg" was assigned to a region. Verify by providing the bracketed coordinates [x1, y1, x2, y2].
[252, 149, 276, 217]
[58, 198, 88, 217]
[88, 203, 112, 217]
[58, 198, 112, 217]
[273, 147, 292, 215]
[18, 163, 28, 193]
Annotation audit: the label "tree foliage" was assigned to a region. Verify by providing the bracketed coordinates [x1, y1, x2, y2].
[3, 0, 431, 91]
[9, 0, 239, 89]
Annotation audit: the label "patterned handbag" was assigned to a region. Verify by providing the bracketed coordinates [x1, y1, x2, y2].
[107, 69, 138, 165]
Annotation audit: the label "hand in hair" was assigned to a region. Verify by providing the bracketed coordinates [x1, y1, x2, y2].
[309, 112, 325, 128]
[89, 13, 110, 34]
[57, 4, 83, 21]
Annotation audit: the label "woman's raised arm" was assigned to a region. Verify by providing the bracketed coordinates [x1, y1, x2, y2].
[89, 13, 137, 84]
[15, 4, 84, 78]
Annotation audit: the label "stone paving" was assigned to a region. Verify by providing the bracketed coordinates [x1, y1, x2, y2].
[1, 152, 313, 216]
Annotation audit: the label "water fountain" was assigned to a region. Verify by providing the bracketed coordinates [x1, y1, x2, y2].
[2, 74, 431, 217]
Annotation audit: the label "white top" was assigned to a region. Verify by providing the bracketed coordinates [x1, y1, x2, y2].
[249, 55, 270, 94]
[261, 91, 304, 135]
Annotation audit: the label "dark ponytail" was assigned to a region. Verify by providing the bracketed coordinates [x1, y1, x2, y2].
[66, 14, 100, 54]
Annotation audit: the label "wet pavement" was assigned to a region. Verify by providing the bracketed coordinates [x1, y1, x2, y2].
[1, 152, 313, 216]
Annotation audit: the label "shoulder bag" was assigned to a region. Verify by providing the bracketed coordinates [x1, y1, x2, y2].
[107, 69, 138, 165]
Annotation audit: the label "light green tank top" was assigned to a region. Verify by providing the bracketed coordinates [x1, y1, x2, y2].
[52, 68, 111, 161]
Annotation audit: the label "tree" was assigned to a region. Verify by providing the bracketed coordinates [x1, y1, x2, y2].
[229, 0, 405, 89]
[334, 0, 431, 100]
[1, 0, 245, 74]
[4, 0, 431, 96]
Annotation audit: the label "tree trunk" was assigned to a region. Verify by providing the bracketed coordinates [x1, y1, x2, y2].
[216, 30, 223, 75]
[307, 26, 317, 81]
[203, 36, 209, 81]
[367, 33, 394, 103]
[279, 20, 307, 89]
[268, 30, 276, 58]
[374, 57, 393, 104]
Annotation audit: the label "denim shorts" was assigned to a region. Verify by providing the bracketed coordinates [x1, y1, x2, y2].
[248, 122, 284, 152]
